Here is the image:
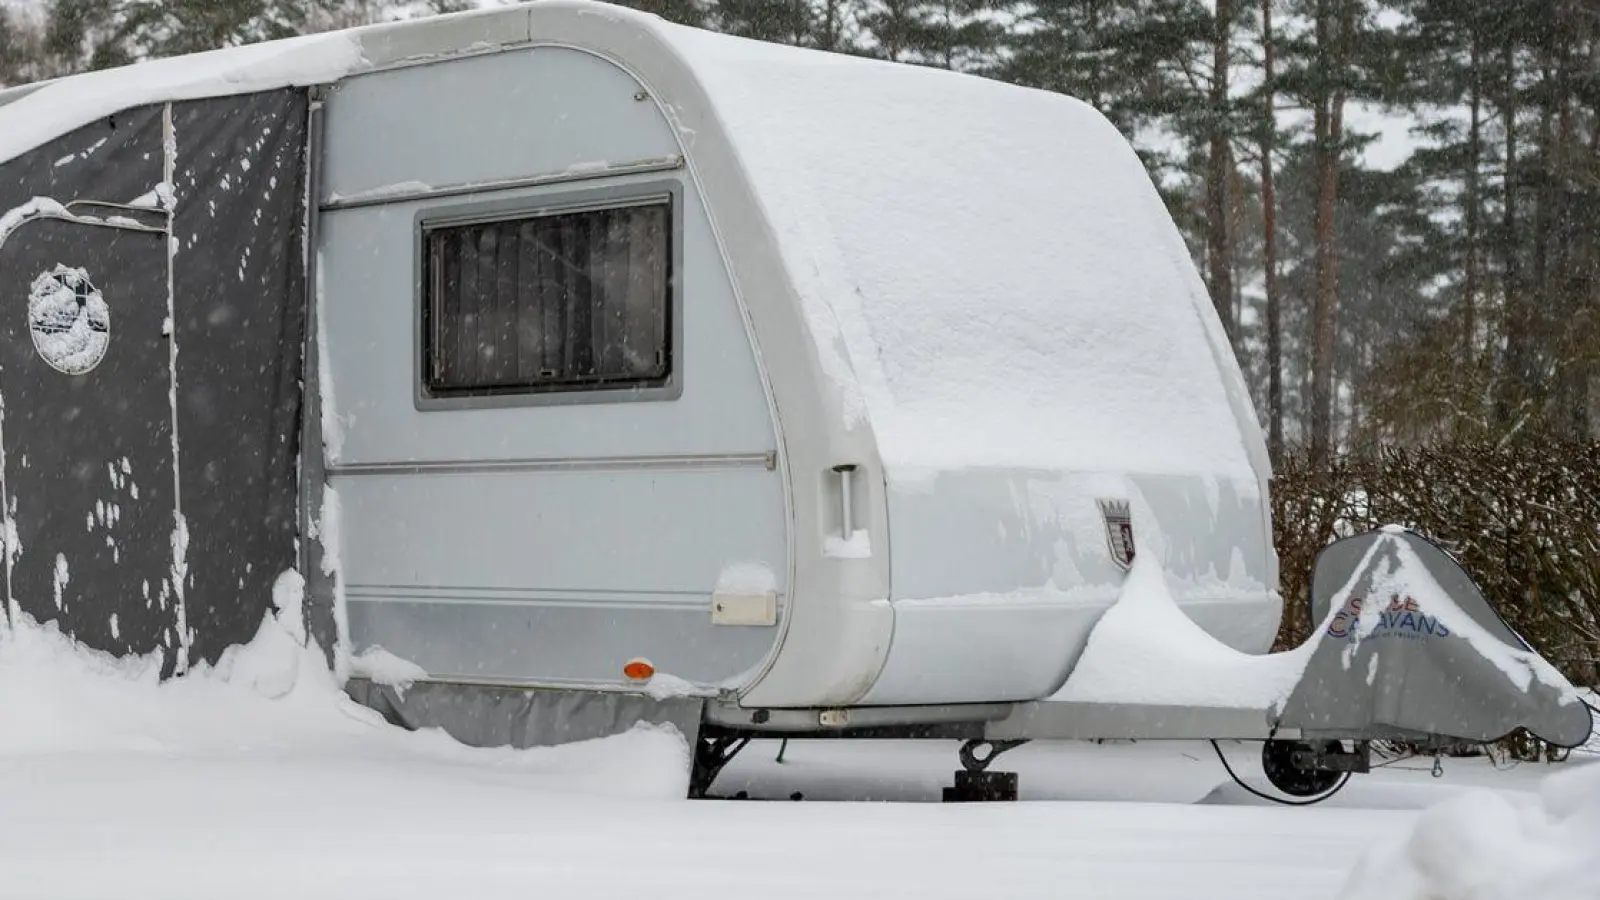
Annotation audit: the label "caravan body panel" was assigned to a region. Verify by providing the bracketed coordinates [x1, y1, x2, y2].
[317, 45, 790, 688]
[662, 26, 1280, 706]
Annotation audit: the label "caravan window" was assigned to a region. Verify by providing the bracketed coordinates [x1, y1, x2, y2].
[422, 199, 671, 398]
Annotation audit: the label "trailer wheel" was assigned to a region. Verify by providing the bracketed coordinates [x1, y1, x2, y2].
[1261, 739, 1344, 797]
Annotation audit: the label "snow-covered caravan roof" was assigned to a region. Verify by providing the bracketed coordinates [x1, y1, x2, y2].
[661, 32, 1268, 485]
[0, 0, 1268, 486]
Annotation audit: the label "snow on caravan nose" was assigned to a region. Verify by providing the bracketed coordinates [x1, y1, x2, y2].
[854, 466, 1279, 708]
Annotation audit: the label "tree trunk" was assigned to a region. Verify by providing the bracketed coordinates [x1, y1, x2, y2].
[1495, 41, 1525, 431]
[1261, 0, 1283, 464]
[1206, 0, 1236, 345]
[1309, 0, 1347, 465]
[941, 0, 954, 69]
[1531, 58, 1554, 332]
[819, 0, 841, 51]
[0, 8, 17, 87]
[1231, 179, 1245, 330]
[1576, 115, 1600, 438]
[1463, 29, 1482, 365]
[1550, 19, 1587, 438]
[1087, 0, 1104, 110]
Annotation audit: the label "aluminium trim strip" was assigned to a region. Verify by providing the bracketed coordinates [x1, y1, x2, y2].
[344, 583, 787, 611]
[350, 582, 707, 596]
[300, 85, 335, 658]
[319, 155, 685, 211]
[344, 593, 709, 612]
[64, 200, 168, 220]
[327, 450, 777, 477]
[702, 701, 1016, 732]
[161, 101, 191, 673]
[347, 673, 724, 698]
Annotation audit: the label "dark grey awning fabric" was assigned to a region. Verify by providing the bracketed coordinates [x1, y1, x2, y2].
[169, 91, 308, 666]
[1279, 529, 1594, 748]
[0, 90, 308, 669]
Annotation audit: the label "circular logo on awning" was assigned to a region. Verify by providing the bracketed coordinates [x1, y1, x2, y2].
[29, 265, 110, 375]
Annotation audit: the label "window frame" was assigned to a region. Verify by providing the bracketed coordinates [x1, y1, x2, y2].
[413, 180, 684, 411]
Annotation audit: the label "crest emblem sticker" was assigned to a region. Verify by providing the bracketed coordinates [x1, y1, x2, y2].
[29, 265, 110, 376]
[1098, 499, 1136, 570]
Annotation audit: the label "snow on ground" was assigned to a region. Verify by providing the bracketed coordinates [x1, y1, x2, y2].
[715, 736, 1564, 807]
[1340, 753, 1600, 900]
[0, 612, 1593, 900]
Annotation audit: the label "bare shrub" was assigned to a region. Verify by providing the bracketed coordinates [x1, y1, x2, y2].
[1271, 442, 1600, 692]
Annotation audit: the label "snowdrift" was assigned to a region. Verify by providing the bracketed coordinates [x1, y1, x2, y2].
[0, 608, 691, 797]
[1340, 758, 1600, 900]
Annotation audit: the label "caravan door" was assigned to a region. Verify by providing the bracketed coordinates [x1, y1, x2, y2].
[0, 208, 180, 658]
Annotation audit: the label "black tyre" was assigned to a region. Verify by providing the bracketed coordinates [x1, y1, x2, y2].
[1261, 739, 1344, 797]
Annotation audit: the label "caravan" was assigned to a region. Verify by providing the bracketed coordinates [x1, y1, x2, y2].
[0, 1, 1587, 800]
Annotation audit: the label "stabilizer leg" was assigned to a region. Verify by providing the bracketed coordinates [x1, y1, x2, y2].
[688, 735, 749, 799]
[943, 739, 1026, 802]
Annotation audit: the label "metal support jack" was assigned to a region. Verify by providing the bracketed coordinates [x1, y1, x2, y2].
[689, 735, 749, 799]
[943, 739, 1027, 802]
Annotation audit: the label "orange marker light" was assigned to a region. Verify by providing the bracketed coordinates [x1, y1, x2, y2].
[623, 658, 655, 681]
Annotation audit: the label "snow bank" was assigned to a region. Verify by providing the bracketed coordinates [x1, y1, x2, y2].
[1339, 761, 1600, 900]
[1048, 552, 1308, 709]
[349, 644, 429, 690]
[0, 610, 337, 754]
[0, 609, 690, 798]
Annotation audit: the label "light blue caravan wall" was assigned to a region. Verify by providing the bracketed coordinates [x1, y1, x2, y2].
[317, 46, 788, 688]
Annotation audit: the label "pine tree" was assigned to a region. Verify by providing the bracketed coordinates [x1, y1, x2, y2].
[1205, 0, 1239, 345]
[715, 0, 812, 44]
[43, 0, 345, 70]
[1004, 1, 1195, 128]
[858, 0, 1011, 70]
[809, 0, 859, 51]
[1394, 0, 1495, 360]
[621, 0, 710, 28]
[1000, 0, 1213, 207]
[1257, 0, 1285, 462]
[1267, 0, 1366, 461]
[0, 6, 20, 86]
